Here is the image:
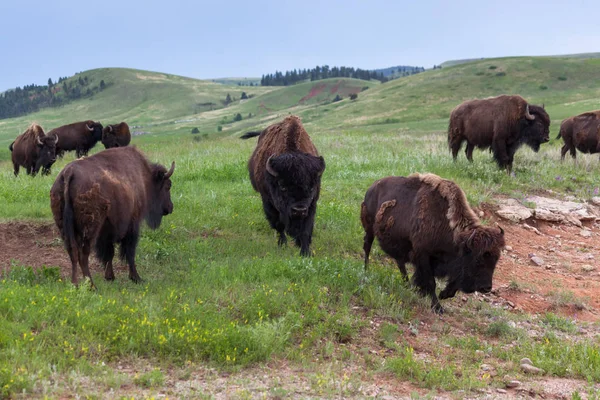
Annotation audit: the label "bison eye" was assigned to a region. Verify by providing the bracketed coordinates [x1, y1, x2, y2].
[278, 182, 287, 192]
[483, 251, 491, 259]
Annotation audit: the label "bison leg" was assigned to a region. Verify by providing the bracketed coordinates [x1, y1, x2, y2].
[560, 144, 569, 161]
[12, 162, 19, 177]
[293, 207, 316, 257]
[492, 140, 510, 172]
[570, 145, 577, 160]
[449, 137, 463, 161]
[363, 231, 374, 270]
[121, 230, 142, 283]
[77, 242, 96, 289]
[465, 142, 475, 162]
[262, 199, 287, 246]
[411, 252, 443, 314]
[68, 243, 80, 285]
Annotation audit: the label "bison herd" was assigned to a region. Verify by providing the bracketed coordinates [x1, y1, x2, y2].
[5, 94, 600, 312]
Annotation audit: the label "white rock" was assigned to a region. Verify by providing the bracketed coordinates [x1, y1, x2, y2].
[521, 364, 544, 374]
[591, 196, 600, 206]
[506, 380, 521, 388]
[505, 245, 513, 251]
[530, 256, 544, 266]
[535, 208, 564, 222]
[520, 357, 533, 366]
[582, 265, 596, 272]
[497, 199, 533, 222]
[580, 229, 592, 238]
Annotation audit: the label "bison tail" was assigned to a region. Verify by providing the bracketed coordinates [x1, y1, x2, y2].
[556, 131, 562, 140]
[8, 141, 14, 152]
[62, 172, 77, 255]
[240, 131, 261, 139]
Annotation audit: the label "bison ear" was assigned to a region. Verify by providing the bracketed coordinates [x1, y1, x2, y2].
[317, 156, 326, 177]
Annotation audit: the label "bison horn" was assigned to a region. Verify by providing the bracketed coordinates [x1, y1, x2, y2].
[525, 104, 535, 121]
[109, 125, 113, 132]
[498, 226, 504, 235]
[165, 161, 175, 179]
[53, 134, 59, 145]
[36, 135, 43, 145]
[86, 123, 94, 131]
[266, 155, 278, 177]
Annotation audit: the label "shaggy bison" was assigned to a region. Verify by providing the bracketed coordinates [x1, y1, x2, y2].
[102, 122, 131, 149]
[241, 115, 325, 256]
[448, 95, 550, 173]
[361, 173, 505, 313]
[48, 120, 104, 158]
[558, 111, 600, 160]
[50, 146, 175, 287]
[10, 124, 58, 176]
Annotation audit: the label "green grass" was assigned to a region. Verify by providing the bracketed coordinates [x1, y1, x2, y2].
[2, 55, 600, 397]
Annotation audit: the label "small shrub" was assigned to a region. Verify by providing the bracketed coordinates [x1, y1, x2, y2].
[539, 85, 548, 90]
[485, 320, 513, 338]
[233, 113, 242, 122]
[558, 76, 567, 81]
[495, 72, 506, 77]
[217, 125, 222, 132]
[475, 71, 485, 76]
[488, 65, 497, 70]
[134, 369, 165, 388]
[361, 86, 369, 91]
[349, 93, 358, 100]
[332, 95, 342, 102]
[193, 136, 202, 142]
[191, 127, 199, 134]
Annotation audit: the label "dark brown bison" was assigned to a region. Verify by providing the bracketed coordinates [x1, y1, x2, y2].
[558, 111, 600, 160]
[448, 95, 550, 173]
[102, 122, 131, 149]
[361, 173, 505, 313]
[241, 115, 325, 256]
[10, 123, 58, 176]
[48, 120, 104, 158]
[50, 146, 175, 287]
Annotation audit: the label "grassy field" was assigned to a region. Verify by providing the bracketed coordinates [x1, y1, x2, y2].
[1, 57, 600, 398]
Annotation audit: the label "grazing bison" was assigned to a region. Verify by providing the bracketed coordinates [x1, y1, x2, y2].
[241, 115, 325, 256]
[558, 111, 600, 160]
[50, 146, 175, 287]
[448, 95, 550, 173]
[102, 122, 131, 149]
[48, 120, 104, 158]
[10, 124, 58, 176]
[361, 173, 505, 313]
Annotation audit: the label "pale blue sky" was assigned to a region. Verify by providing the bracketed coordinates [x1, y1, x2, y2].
[1, 0, 598, 91]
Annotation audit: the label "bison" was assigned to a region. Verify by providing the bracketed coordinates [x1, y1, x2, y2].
[10, 123, 58, 176]
[558, 111, 600, 160]
[361, 173, 505, 313]
[50, 146, 175, 287]
[102, 122, 131, 149]
[241, 115, 325, 256]
[448, 95, 550, 174]
[48, 120, 104, 158]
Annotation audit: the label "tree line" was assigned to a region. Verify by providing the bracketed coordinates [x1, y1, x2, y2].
[0, 74, 108, 120]
[260, 66, 393, 86]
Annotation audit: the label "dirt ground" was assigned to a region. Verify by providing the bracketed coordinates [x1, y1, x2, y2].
[1, 209, 600, 398]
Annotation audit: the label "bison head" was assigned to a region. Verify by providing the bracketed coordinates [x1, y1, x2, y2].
[265, 152, 325, 224]
[439, 226, 505, 300]
[146, 161, 175, 229]
[520, 105, 550, 152]
[34, 134, 59, 175]
[86, 121, 104, 142]
[102, 125, 118, 149]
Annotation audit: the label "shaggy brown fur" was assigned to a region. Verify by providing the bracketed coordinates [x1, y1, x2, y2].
[361, 173, 505, 313]
[50, 146, 175, 287]
[558, 111, 600, 160]
[11, 124, 58, 176]
[102, 122, 131, 149]
[48, 120, 103, 158]
[448, 95, 550, 173]
[248, 115, 319, 193]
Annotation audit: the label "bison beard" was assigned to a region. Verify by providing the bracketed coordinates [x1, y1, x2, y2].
[242, 115, 325, 257]
[50, 146, 175, 288]
[361, 174, 505, 313]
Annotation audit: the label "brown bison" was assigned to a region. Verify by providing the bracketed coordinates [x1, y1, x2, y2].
[448, 95, 550, 173]
[558, 111, 600, 160]
[241, 115, 325, 256]
[48, 120, 104, 158]
[361, 173, 505, 313]
[10, 124, 58, 176]
[102, 122, 131, 149]
[50, 146, 175, 287]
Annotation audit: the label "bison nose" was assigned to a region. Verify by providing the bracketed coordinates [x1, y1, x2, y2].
[291, 205, 308, 217]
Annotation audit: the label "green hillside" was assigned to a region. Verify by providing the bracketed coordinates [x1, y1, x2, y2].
[0, 68, 273, 144]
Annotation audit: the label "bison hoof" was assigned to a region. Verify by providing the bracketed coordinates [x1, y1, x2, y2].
[439, 289, 456, 300]
[432, 303, 444, 314]
[277, 235, 287, 247]
[129, 275, 143, 284]
[300, 248, 312, 257]
[105, 274, 115, 281]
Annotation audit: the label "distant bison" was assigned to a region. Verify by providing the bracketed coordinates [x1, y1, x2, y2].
[48, 120, 104, 158]
[448, 95, 550, 173]
[361, 173, 505, 313]
[10, 124, 58, 176]
[241, 115, 325, 256]
[558, 111, 600, 160]
[102, 122, 131, 149]
[50, 146, 175, 287]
